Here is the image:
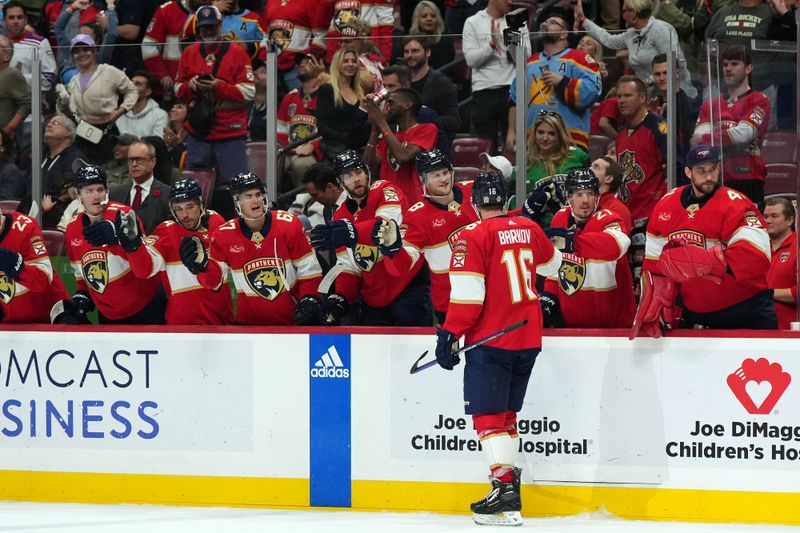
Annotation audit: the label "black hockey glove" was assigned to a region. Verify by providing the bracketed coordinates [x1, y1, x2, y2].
[179, 235, 209, 275]
[83, 216, 119, 247]
[435, 326, 460, 370]
[310, 220, 357, 251]
[293, 295, 322, 326]
[371, 218, 401, 256]
[0, 247, 24, 279]
[116, 211, 143, 252]
[323, 293, 349, 325]
[539, 291, 560, 328]
[52, 291, 95, 324]
[521, 181, 557, 223]
[544, 227, 576, 253]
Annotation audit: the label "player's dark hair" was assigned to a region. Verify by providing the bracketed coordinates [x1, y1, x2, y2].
[382, 64, 411, 87]
[651, 53, 667, 67]
[617, 75, 648, 95]
[403, 35, 432, 52]
[601, 156, 623, 192]
[392, 88, 422, 116]
[721, 44, 751, 66]
[765, 197, 796, 223]
[3, 1, 25, 17]
[303, 163, 339, 189]
[131, 70, 156, 92]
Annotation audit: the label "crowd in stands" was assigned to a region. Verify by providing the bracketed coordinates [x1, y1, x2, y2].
[0, 0, 796, 330]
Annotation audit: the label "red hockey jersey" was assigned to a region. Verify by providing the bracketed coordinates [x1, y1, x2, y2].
[261, 0, 329, 71]
[0, 212, 68, 323]
[149, 212, 234, 325]
[333, 180, 423, 307]
[767, 231, 797, 329]
[322, 0, 395, 62]
[175, 41, 255, 140]
[199, 211, 321, 325]
[376, 123, 438, 205]
[693, 89, 770, 183]
[443, 215, 562, 350]
[598, 191, 632, 234]
[277, 88, 322, 158]
[644, 185, 771, 313]
[383, 181, 479, 314]
[66, 203, 162, 321]
[615, 112, 668, 222]
[544, 207, 635, 328]
[142, 0, 193, 82]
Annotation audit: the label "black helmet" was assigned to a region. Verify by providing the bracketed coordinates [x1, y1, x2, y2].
[74, 165, 107, 189]
[333, 149, 368, 179]
[565, 168, 600, 196]
[229, 172, 266, 197]
[471, 171, 507, 208]
[415, 149, 452, 182]
[170, 179, 203, 204]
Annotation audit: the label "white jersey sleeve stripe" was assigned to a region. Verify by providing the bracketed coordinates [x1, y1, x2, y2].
[449, 271, 485, 303]
[536, 249, 562, 278]
[728, 225, 771, 259]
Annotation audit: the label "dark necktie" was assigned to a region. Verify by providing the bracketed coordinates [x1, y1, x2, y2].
[131, 185, 143, 210]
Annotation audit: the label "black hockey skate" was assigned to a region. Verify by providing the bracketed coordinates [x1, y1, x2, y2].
[470, 479, 522, 526]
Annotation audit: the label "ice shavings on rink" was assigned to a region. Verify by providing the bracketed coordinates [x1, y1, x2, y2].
[0, 502, 798, 533]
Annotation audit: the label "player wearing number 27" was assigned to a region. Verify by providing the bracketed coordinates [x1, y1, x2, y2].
[631, 145, 776, 338]
[436, 171, 562, 526]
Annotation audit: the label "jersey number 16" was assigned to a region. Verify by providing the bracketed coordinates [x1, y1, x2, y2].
[501, 248, 536, 304]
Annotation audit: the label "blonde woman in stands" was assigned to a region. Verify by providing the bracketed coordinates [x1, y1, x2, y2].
[409, 1, 454, 69]
[526, 110, 589, 193]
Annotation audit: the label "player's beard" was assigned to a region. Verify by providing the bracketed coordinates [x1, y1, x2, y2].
[541, 33, 559, 44]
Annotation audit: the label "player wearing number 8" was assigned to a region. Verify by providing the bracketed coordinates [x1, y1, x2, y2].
[437, 171, 562, 526]
[631, 145, 776, 338]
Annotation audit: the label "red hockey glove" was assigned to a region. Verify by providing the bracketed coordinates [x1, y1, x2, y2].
[629, 271, 680, 340]
[660, 240, 726, 285]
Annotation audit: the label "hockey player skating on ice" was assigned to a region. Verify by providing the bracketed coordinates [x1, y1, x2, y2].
[435, 171, 562, 526]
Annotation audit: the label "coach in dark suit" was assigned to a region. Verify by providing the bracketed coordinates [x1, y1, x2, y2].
[109, 140, 172, 234]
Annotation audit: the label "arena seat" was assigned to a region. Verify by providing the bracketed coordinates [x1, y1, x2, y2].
[761, 131, 797, 165]
[454, 166, 481, 182]
[0, 199, 21, 213]
[452, 136, 493, 167]
[764, 163, 797, 196]
[246, 141, 269, 184]
[181, 169, 216, 205]
[42, 229, 66, 256]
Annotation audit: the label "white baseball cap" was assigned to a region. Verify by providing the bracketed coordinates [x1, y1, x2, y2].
[479, 152, 513, 180]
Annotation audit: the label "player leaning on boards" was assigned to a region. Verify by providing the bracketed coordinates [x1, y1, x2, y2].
[309, 150, 432, 326]
[180, 172, 326, 326]
[435, 171, 563, 526]
[115, 179, 234, 325]
[379, 148, 480, 324]
[61, 165, 167, 324]
[630, 145, 776, 338]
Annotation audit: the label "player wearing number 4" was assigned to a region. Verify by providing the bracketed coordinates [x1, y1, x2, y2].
[436, 171, 562, 526]
[180, 172, 325, 325]
[380, 149, 479, 323]
[631, 145, 776, 338]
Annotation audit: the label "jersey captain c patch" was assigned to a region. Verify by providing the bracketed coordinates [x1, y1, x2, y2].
[82, 250, 109, 294]
[244, 257, 286, 300]
[558, 253, 586, 296]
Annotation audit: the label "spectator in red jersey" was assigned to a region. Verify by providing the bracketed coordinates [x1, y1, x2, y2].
[764, 197, 797, 329]
[590, 156, 632, 232]
[363, 87, 438, 204]
[691, 45, 770, 209]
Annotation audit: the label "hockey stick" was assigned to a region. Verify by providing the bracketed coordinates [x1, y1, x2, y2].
[319, 261, 346, 295]
[409, 319, 529, 375]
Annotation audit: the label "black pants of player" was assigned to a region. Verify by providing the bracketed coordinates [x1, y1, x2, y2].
[471, 86, 510, 154]
[464, 345, 540, 415]
[727, 180, 765, 211]
[681, 289, 778, 330]
[98, 287, 167, 325]
[360, 267, 433, 326]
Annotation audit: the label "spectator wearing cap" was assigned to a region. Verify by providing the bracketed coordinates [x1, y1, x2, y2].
[403, 36, 460, 143]
[116, 71, 169, 140]
[478, 151, 513, 181]
[57, 34, 138, 164]
[0, 34, 31, 141]
[54, 0, 119, 84]
[632, 143, 775, 335]
[175, 4, 254, 200]
[181, 0, 266, 61]
[764, 197, 797, 329]
[104, 132, 137, 187]
[507, 6, 600, 153]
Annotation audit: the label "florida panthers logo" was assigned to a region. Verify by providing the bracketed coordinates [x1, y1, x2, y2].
[558, 253, 585, 296]
[269, 20, 294, 53]
[333, 0, 361, 30]
[0, 273, 14, 304]
[354, 243, 378, 272]
[244, 257, 286, 300]
[447, 225, 470, 251]
[289, 115, 317, 143]
[617, 150, 646, 203]
[82, 250, 109, 294]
